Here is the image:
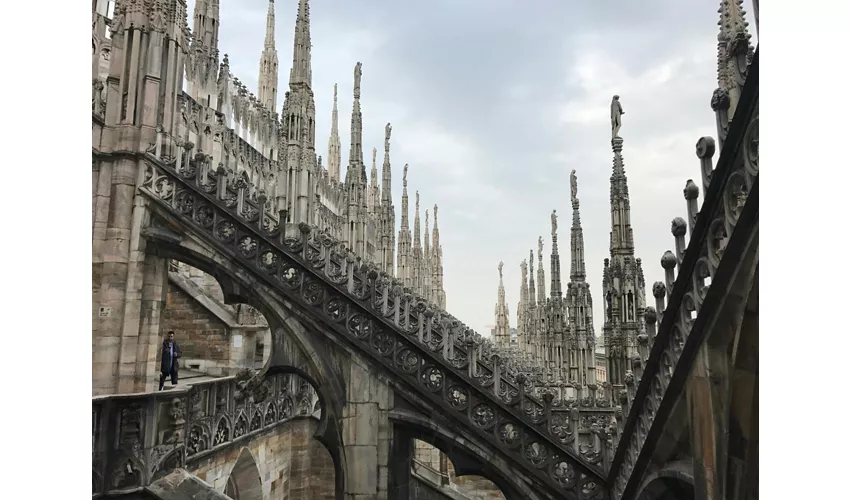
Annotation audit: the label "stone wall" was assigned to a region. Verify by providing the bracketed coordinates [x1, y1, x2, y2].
[186, 418, 334, 500]
[160, 283, 233, 374]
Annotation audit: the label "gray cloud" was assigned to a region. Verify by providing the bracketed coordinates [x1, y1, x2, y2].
[195, 0, 758, 337]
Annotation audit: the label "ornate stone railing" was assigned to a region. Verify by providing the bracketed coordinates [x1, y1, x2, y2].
[92, 371, 318, 496]
[139, 148, 607, 498]
[607, 48, 758, 499]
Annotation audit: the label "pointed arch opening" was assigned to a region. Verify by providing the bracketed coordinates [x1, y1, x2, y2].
[225, 448, 263, 500]
[411, 439, 506, 500]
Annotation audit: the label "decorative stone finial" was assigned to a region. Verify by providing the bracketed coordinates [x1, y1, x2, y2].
[696, 136, 716, 158]
[644, 306, 657, 323]
[684, 179, 699, 200]
[661, 251, 677, 269]
[671, 218, 687, 237]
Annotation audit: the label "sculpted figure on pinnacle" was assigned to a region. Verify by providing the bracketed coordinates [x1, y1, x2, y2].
[611, 95, 624, 138]
[538, 236, 544, 258]
[551, 209, 558, 236]
[570, 169, 578, 202]
[354, 62, 362, 94]
[498, 261, 504, 279]
[385, 123, 392, 151]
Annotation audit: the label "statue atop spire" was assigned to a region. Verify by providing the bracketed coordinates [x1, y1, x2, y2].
[538, 236, 543, 260]
[354, 62, 362, 98]
[551, 210, 558, 237]
[403, 164, 408, 186]
[498, 261, 504, 280]
[611, 95, 624, 139]
[385, 123, 392, 152]
[570, 169, 578, 202]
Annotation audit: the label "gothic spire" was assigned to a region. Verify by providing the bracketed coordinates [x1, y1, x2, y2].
[257, 0, 279, 111]
[431, 205, 440, 257]
[432, 205, 446, 309]
[550, 210, 562, 298]
[382, 123, 393, 204]
[517, 259, 529, 353]
[369, 147, 380, 215]
[494, 262, 511, 349]
[424, 209, 431, 261]
[192, 0, 220, 54]
[327, 83, 341, 182]
[528, 249, 537, 308]
[397, 165, 412, 287]
[346, 62, 365, 185]
[570, 170, 587, 281]
[400, 165, 410, 231]
[413, 191, 422, 254]
[289, 0, 312, 87]
[264, 0, 276, 49]
[536, 237, 546, 303]
[609, 106, 635, 257]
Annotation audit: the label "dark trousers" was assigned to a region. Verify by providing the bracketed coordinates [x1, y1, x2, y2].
[159, 364, 178, 391]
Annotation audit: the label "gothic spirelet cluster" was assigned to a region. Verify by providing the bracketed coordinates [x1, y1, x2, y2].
[93, 0, 446, 309]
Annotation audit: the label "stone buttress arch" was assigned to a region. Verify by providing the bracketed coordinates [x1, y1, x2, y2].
[142, 216, 347, 500]
[389, 408, 550, 500]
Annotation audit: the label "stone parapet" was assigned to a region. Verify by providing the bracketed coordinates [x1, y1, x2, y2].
[92, 371, 319, 497]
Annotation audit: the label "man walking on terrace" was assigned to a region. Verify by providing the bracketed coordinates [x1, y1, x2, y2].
[159, 331, 182, 391]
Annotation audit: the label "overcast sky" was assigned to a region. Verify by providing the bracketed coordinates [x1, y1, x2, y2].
[187, 0, 758, 337]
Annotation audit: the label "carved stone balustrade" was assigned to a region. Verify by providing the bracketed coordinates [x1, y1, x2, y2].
[92, 372, 318, 496]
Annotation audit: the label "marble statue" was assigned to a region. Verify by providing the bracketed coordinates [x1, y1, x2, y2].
[570, 170, 578, 202]
[611, 95, 624, 138]
[551, 210, 558, 236]
[354, 62, 362, 93]
[498, 261, 504, 279]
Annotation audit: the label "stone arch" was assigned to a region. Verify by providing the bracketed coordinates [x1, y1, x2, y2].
[390, 409, 545, 500]
[224, 448, 263, 500]
[265, 364, 344, 498]
[411, 438, 505, 500]
[162, 260, 272, 375]
[634, 461, 695, 500]
[143, 218, 348, 500]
